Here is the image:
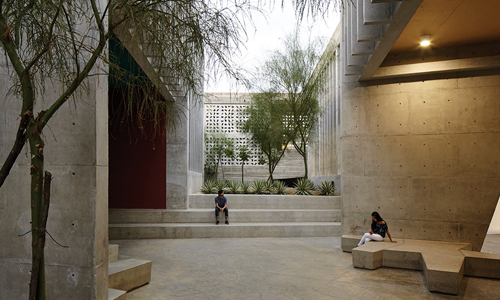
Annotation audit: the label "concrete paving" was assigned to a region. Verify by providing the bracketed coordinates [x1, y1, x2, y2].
[111, 235, 500, 299]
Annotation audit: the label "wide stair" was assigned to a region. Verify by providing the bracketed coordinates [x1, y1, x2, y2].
[109, 194, 341, 239]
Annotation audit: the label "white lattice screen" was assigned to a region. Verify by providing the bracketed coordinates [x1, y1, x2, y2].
[205, 104, 262, 166]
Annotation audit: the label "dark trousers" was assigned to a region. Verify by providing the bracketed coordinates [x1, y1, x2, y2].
[215, 207, 228, 219]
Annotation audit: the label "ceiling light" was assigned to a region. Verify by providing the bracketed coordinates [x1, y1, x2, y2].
[420, 35, 431, 46]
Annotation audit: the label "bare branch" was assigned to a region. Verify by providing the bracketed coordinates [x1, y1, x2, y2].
[24, 1, 62, 72]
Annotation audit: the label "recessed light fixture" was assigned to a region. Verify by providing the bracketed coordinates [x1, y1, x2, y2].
[420, 34, 431, 46]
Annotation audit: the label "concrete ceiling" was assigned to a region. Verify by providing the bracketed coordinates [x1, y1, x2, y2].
[391, 0, 500, 53]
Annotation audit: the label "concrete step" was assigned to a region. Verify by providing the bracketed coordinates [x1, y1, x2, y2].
[108, 288, 127, 300]
[109, 244, 119, 263]
[109, 209, 341, 223]
[189, 194, 341, 209]
[109, 259, 152, 292]
[109, 222, 341, 239]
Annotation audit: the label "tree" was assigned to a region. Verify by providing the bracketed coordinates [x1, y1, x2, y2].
[0, 0, 259, 298]
[257, 29, 323, 178]
[206, 131, 235, 180]
[237, 145, 251, 182]
[242, 92, 291, 182]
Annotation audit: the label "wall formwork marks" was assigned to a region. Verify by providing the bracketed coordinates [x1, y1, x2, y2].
[341, 75, 500, 251]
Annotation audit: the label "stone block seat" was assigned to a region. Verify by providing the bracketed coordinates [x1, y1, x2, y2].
[342, 235, 500, 295]
[107, 244, 152, 299]
[109, 258, 152, 292]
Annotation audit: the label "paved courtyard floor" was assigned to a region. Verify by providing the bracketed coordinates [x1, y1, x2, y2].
[112, 235, 500, 300]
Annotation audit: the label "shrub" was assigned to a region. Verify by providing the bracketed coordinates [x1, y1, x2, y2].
[215, 180, 227, 192]
[201, 180, 217, 194]
[241, 182, 250, 194]
[319, 181, 335, 196]
[294, 178, 314, 195]
[272, 180, 286, 195]
[226, 180, 240, 194]
[252, 180, 269, 194]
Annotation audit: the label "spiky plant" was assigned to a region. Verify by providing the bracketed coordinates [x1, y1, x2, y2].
[226, 180, 240, 194]
[215, 180, 227, 192]
[201, 180, 217, 194]
[273, 180, 287, 195]
[294, 178, 315, 195]
[319, 181, 335, 196]
[240, 182, 250, 194]
[252, 180, 269, 194]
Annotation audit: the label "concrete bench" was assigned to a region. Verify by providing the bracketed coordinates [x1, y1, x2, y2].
[342, 235, 500, 295]
[461, 250, 500, 279]
[109, 258, 152, 292]
[109, 244, 119, 263]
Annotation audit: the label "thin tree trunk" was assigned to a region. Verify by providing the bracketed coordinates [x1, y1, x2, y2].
[303, 147, 308, 179]
[0, 112, 31, 189]
[241, 162, 244, 183]
[28, 128, 46, 300]
[29, 171, 51, 300]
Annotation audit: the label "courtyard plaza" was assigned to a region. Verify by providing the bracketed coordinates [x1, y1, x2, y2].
[112, 235, 500, 299]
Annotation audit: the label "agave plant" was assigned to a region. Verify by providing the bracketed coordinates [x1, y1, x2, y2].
[252, 180, 269, 194]
[226, 180, 240, 194]
[294, 178, 315, 195]
[201, 180, 217, 194]
[240, 182, 250, 194]
[319, 181, 335, 196]
[215, 180, 227, 192]
[272, 180, 286, 195]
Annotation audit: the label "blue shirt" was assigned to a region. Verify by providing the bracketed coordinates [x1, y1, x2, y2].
[215, 196, 227, 207]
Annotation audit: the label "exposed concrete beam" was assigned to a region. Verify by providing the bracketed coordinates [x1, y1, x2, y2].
[113, 23, 176, 102]
[358, 0, 423, 81]
[357, 0, 386, 42]
[363, 0, 399, 25]
[371, 55, 500, 80]
[349, 3, 376, 55]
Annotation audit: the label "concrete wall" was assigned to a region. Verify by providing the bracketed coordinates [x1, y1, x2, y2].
[309, 27, 341, 184]
[341, 73, 500, 251]
[166, 87, 204, 209]
[0, 75, 108, 298]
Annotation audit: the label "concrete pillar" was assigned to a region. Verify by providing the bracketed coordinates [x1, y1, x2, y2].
[0, 74, 108, 298]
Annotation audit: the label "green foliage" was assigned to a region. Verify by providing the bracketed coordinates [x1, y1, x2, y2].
[272, 180, 287, 195]
[294, 178, 315, 195]
[238, 146, 251, 182]
[254, 29, 324, 178]
[201, 180, 217, 194]
[215, 180, 227, 192]
[204, 157, 217, 176]
[242, 93, 291, 181]
[319, 181, 336, 196]
[240, 182, 250, 194]
[226, 181, 240, 194]
[205, 131, 235, 180]
[252, 180, 270, 194]
[238, 146, 251, 162]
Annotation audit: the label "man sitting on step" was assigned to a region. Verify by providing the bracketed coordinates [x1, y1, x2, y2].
[215, 190, 229, 225]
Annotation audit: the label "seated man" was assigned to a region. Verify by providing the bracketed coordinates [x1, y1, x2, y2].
[215, 190, 229, 225]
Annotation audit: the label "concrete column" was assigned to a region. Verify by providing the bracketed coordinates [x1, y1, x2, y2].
[0, 75, 108, 298]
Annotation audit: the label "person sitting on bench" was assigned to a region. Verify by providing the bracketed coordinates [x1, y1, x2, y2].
[215, 190, 229, 225]
[358, 211, 396, 246]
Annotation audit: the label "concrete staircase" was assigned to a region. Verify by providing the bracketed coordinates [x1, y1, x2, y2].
[108, 244, 152, 300]
[109, 194, 341, 239]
